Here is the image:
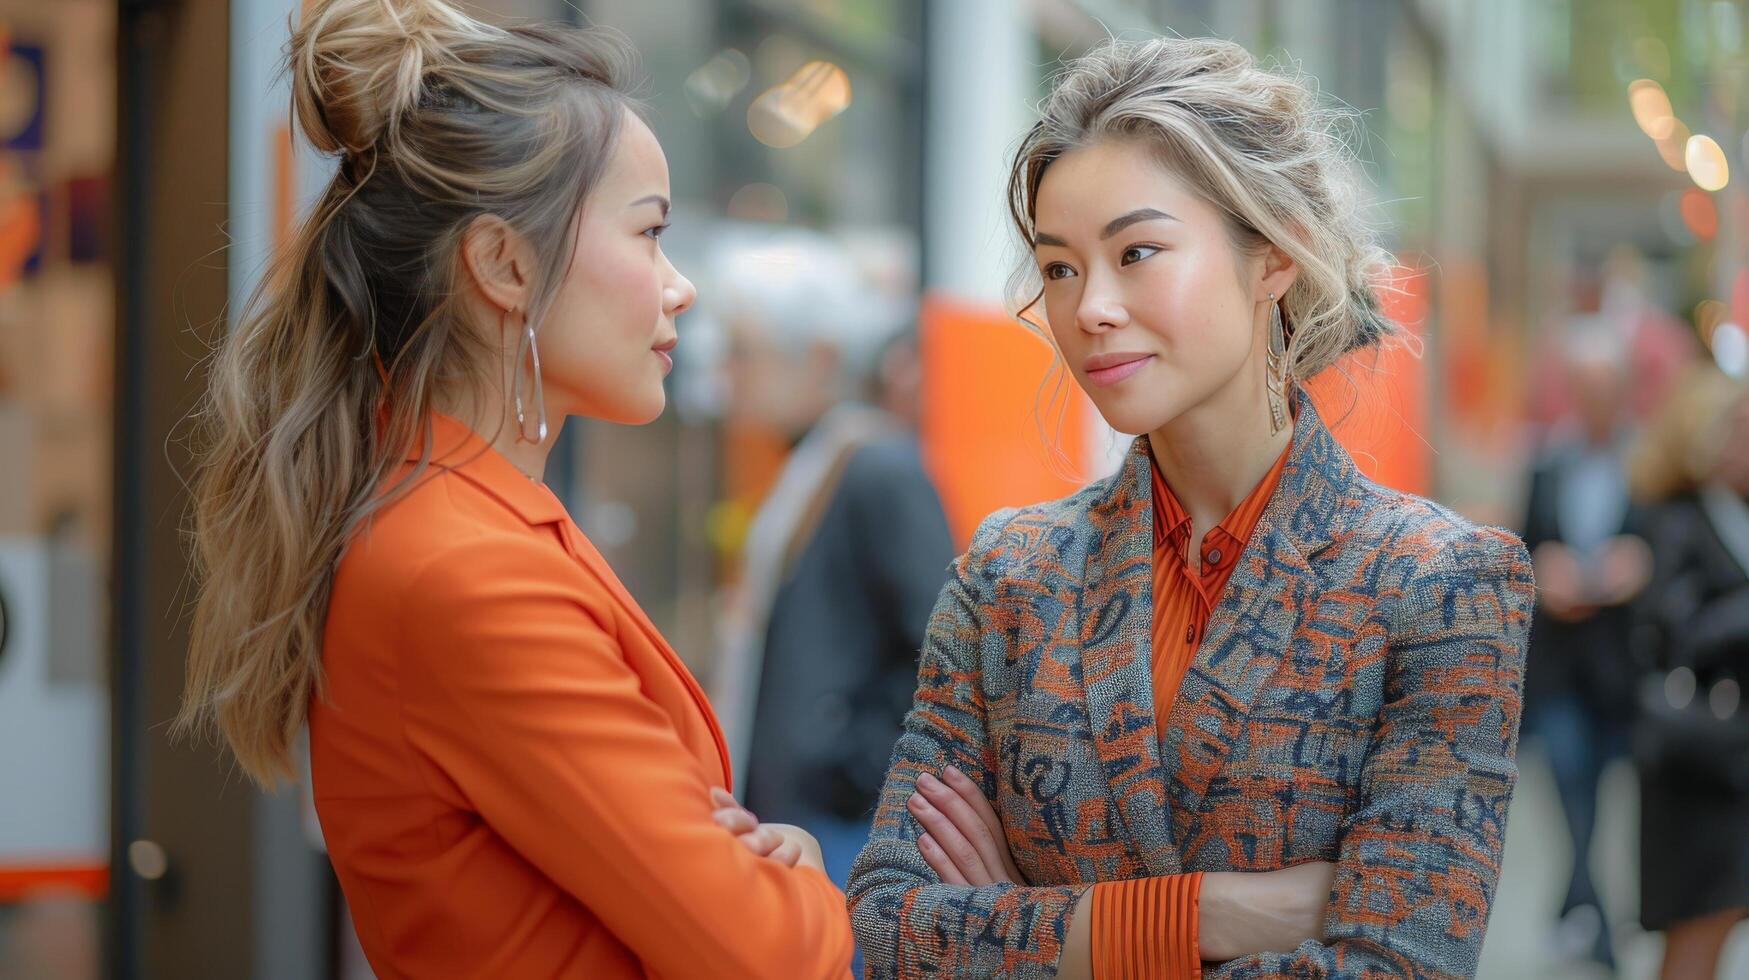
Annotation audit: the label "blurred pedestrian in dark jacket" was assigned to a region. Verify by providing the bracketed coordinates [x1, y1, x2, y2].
[1629, 370, 1749, 980]
[704, 229, 954, 895]
[1521, 323, 1654, 971]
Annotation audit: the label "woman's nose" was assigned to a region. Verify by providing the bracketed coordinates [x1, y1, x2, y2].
[1076, 296, 1128, 333]
[666, 270, 696, 317]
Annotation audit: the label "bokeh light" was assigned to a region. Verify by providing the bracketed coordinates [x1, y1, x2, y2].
[1629, 79, 1676, 139]
[747, 60, 852, 148]
[1711, 322, 1748, 378]
[1686, 133, 1730, 191]
[1660, 190, 1697, 245]
[1695, 299, 1728, 343]
[1679, 187, 1720, 240]
[684, 49, 751, 116]
[725, 182, 789, 222]
[1655, 118, 1691, 171]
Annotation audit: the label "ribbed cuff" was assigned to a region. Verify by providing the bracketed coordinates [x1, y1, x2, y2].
[1090, 872, 1204, 979]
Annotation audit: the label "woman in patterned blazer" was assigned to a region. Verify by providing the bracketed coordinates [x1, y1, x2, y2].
[848, 37, 1535, 980]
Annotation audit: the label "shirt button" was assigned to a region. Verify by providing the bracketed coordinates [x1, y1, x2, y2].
[1206, 548, 1222, 565]
[1185, 624, 1197, 644]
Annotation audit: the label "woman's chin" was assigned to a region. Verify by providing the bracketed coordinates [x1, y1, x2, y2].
[572, 389, 666, 427]
[626, 390, 668, 426]
[1090, 400, 1176, 438]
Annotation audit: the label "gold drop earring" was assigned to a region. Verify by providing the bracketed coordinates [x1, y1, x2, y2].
[1266, 292, 1289, 435]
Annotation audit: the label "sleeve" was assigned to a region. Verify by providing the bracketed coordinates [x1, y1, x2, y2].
[1091, 874, 1204, 979]
[1206, 526, 1535, 980]
[846, 512, 1090, 979]
[396, 534, 854, 980]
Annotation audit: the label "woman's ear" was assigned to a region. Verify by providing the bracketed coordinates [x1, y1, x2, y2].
[1257, 242, 1299, 302]
[459, 214, 534, 314]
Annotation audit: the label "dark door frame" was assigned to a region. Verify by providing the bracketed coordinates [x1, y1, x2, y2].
[110, 1, 333, 976]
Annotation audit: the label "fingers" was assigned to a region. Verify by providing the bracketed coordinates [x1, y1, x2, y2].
[712, 806, 758, 836]
[707, 790, 811, 868]
[735, 826, 781, 858]
[944, 766, 1025, 882]
[918, 832, 970, 885]
[710, 787, 762, 842]
[907, 782, 991, 884]
[940, 767, 1011, 861]
[916, 771, 1010, 883]
[768, 838, 802, 867]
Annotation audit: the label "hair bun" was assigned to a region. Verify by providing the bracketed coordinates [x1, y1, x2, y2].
[288, 0, 500, 156]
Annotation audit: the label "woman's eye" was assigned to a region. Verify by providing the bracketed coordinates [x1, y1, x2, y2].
[644, 222, 671, 241]
[1121, 244, 1161, 265]
[1043, 263, 1077, 281]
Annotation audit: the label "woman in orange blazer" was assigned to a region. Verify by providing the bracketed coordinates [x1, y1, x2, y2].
[175, 2, 853, 977]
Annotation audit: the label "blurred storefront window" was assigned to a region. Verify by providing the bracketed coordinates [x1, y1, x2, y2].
[0, 3, 113, 978]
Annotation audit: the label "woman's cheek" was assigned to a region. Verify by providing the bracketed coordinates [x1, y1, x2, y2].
[1042, 290, 1078, 349]
[605, 254, 664, 341]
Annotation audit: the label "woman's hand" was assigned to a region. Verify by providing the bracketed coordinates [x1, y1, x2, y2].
[709, 788, 826, 873]
[1198, 861, 1336, 961]
[1533, 541, 1595, 621]
[906, 766, 1024, 886]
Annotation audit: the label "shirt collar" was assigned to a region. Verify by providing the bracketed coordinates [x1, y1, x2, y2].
[1149, 429, 1294, 563]
[401, 413, 570, 526]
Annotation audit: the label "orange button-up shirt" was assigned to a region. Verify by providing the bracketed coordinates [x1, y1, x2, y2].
[1090, 439, 1291, 980]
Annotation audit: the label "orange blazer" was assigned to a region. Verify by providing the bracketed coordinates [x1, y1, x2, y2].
[310, 413, 854, 979]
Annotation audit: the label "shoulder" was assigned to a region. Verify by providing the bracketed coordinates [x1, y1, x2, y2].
[335, 466, 595, 621]
[1353, 477, 1530, 572]
[838, 435, 935, 507]
[1343, 479, 1535, 634]
[843, 433, 927, 480]
[959, 468, 1122, 581]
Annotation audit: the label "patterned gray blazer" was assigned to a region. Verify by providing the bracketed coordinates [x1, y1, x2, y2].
[847, 389, 1536, 979]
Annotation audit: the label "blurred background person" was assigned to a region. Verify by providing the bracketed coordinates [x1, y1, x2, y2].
[1522, 318, 1657, 972]
[1628, 371, 1749, 980]
[705, 226, 954, 893]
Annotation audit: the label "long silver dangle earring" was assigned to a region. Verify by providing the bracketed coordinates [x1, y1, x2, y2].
[1266, 292, 1290, 435]
[510, 306, 548, 444]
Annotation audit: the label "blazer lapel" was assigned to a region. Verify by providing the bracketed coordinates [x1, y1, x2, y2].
[1077, 439, 1183, 876]
[559, 515, 736, 791]
[1159, 389, 1354, 822]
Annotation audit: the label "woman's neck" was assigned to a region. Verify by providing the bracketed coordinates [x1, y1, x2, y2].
[432, 385, 557, 484]
[1145, 369, 1292, 536]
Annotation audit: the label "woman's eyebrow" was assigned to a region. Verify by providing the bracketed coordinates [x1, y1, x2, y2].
[1101, 207, 1177, 239]
[627, 194, 671, 216]
[1034, 207, 1179, 248]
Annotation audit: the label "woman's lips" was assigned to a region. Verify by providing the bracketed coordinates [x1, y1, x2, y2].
[1082, 352, 1155, 387]
[653, 339, 677, 375]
